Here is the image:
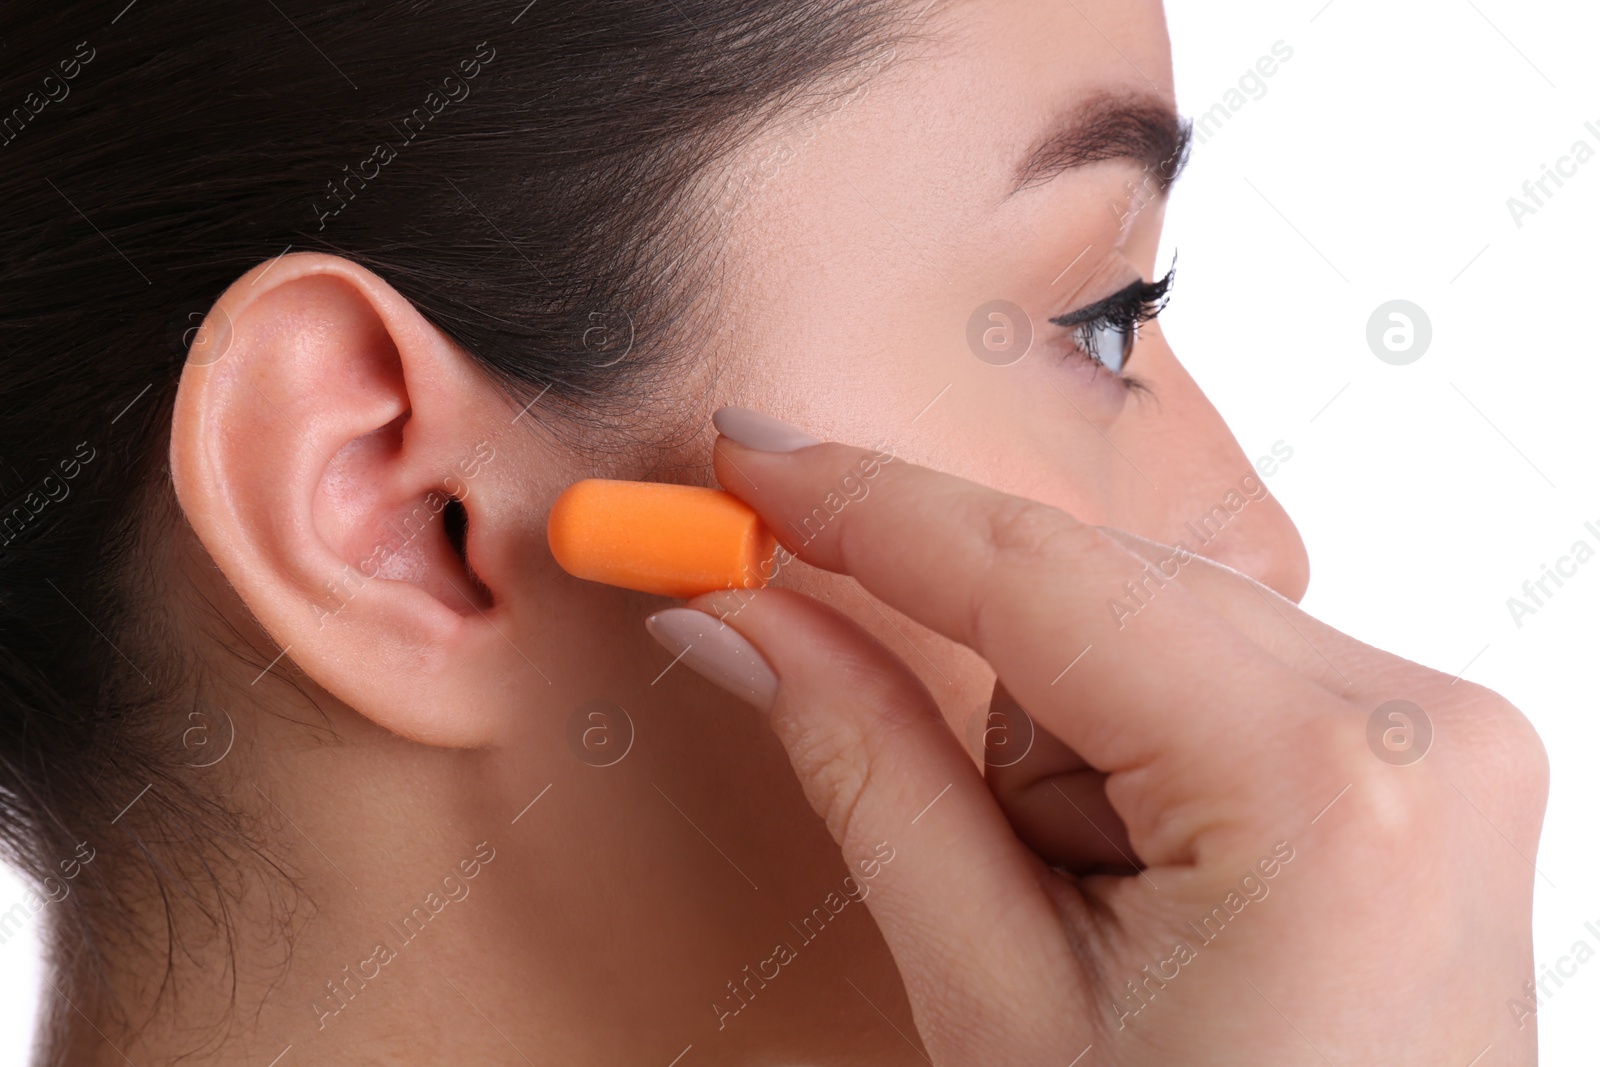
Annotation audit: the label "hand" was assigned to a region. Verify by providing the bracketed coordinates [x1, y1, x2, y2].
[653, 416, 1547, 1066]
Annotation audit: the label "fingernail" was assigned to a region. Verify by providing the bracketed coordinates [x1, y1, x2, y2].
[712, 407, 822, 452]
[646, 608, 778, 711]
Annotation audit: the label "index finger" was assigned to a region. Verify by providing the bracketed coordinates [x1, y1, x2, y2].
[710, 411, 1338, 831]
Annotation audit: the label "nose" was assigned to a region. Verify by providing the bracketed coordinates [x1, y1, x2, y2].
[1196, 487, 1311, 603]
[1121, 339, 1311, 603]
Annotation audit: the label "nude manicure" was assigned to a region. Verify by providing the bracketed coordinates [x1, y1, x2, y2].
[712, 407, 822, 453]
[645, 608, 778, 711]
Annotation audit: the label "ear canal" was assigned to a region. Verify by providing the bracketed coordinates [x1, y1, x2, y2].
[442, 495, 492, 606]
[443, 495, 469, 561]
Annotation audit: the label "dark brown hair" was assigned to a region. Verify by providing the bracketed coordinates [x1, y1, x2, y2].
[0, 0, 914, 1018]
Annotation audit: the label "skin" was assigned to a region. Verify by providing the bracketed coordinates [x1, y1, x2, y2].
[45, 0, 1543, 1064]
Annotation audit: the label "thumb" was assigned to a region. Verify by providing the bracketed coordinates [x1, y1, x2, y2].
[646, 588, 1086, 1062]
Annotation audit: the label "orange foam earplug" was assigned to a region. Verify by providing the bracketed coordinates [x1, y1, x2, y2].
[547, 479, 777, 598]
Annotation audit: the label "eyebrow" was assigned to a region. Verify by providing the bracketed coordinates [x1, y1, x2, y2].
[1012, 94, 1193, 197]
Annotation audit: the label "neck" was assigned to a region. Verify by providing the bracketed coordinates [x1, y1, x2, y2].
[42, 681, 927, 1066]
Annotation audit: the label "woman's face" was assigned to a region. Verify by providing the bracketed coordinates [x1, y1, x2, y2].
[700, 0, 1308, 718]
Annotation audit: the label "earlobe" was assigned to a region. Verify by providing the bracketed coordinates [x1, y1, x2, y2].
[170, 252, 519, 747]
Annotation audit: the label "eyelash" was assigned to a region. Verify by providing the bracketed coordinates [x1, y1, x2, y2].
[1048, 258, 1176, 379]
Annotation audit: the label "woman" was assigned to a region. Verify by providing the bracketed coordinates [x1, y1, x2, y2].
[0, 0, 1544, 1063]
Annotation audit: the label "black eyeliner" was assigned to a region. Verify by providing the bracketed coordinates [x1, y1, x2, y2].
[1048, 263, 1175, 330]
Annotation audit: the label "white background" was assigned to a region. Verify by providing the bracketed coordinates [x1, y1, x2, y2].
[1, 0, 1596, 1061]
[1161, 0, 1600, 1061]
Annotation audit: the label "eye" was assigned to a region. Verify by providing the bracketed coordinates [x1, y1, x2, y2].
[1048, 259, 1176, 376]
[1071, 314, 1137, 374]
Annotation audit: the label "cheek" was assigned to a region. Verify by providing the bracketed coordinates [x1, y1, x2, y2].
[887, 373, 1124, 531]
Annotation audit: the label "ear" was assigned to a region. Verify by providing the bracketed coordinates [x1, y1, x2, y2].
[171, 252, 549, 747]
